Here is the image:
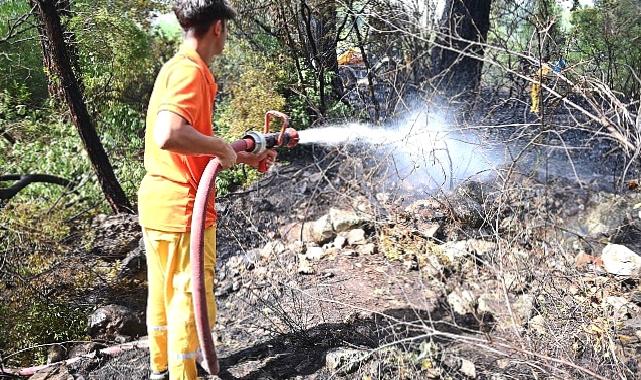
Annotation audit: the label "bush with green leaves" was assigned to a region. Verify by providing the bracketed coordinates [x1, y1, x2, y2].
[570, 0, 641, 97]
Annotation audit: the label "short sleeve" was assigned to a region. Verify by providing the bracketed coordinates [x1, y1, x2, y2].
[158, 64, 203, 127]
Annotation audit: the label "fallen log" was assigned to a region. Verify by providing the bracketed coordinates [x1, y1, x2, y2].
[0, 339, 149, 377]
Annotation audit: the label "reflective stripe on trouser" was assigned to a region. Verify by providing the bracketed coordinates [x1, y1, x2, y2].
[530, 81, 541, 113]
[143, 226, 217, 380]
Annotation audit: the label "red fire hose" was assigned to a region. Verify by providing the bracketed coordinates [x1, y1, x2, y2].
[190, 111, 298, 375]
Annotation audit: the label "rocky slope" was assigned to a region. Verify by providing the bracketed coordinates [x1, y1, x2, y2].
[14, 143, 641, 380]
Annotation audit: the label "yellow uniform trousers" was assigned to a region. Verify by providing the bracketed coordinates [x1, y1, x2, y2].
[143, 226, 217, 380]
[530, 80, 541, 114]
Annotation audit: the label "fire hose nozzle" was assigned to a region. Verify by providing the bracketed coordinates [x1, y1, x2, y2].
[241, 128, 299, 154]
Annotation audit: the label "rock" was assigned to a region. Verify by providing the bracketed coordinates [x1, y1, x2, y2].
[341, 250, 358, 257]
[347, 229, 366, 245]
[279, 223, 315, 243]
[67, 343, 101, 359]
[440, 239, 496, 268]
[30, 365, 73, 380]
[528, 314, 546, 335]
[260, 240, 286, 259]
[417, 222, 441, 239]
[605, 296, 638, 321]
[460, 359, 477, 378]
[512, 294, 536, 325]
[447, 290, 476, 315]
[329, 208, 369, 233]
[577, 193, 641, 253]
[118, 240, 146, 281]
[456, 180, 488, 205]
[582, 194, 632, 237]
[445, 193, 485, 228]
[47, 344, 67, 364]
[90, 214, 142, 261]
[441, 241, 469, 264]
[376, 192, 391, 204]
[442, 356, 476, 378]
[601, 244, 641, 276]
[503, 272, 529, 294]
[305, 246, 326, 261]
[325, 347, 368, 374]
[297, 255, 315, 275]
[357, 243, 377, 256]
[242, 249, 259, 270]
[334, 236, 347, 249]
[477, 293, 500, 318]
[404, 257, 419, 271]
[312, 215, 334, 243]
[88, 305, 145, 341]
[466, 239, 497, 256]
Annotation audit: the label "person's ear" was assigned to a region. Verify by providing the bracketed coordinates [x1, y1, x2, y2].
[213, 20, 223, 37]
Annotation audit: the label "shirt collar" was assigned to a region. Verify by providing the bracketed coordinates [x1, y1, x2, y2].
[177, 45, 216, 85]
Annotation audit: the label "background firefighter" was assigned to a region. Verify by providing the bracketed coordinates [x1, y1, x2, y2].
[530, 56, 552, 114]
[530, 56, 567, 114]
[137, 1, 277, 379]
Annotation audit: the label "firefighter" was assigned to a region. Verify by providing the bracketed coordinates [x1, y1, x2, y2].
[530, 55, 552, 114]
[137, 1, 277, 379]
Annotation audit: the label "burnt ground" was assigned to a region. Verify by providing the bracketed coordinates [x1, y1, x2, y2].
[10, 97, 641, 380]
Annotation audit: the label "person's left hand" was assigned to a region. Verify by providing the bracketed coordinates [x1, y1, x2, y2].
[236, 149, 278, 171]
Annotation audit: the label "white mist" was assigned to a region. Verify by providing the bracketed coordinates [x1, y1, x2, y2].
[298, 108, 499, 193]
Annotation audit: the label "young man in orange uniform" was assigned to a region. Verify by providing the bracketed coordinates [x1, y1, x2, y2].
[137, 1, 276, 379]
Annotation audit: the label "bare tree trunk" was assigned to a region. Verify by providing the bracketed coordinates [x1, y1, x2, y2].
[300, 0, 341, 116]
[352, 13, 380, 122]
[31, 0, 82, 99]
[31, 0, 132, 214]
[430, 0, 492, 97]
[316, 0, 343, 101]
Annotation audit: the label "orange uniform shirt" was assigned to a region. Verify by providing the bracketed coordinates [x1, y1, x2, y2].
[138, 46, 218, 232]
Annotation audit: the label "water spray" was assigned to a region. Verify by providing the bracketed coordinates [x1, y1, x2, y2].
[297, 109, 497, 191]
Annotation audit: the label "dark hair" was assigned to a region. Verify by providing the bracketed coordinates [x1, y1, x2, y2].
[173, 0, 237, 37]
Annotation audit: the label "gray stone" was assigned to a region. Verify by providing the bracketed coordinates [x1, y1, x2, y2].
[583, 194, 631, 237]
[442, 356, 476, 378]
[512, 294, 536, 325]
[325, 347, 368, 374]
[312, 215, 334, 243]
[260, 240, 286, 259]
[87, 305, 145, 341]
[576, 193, 641, 253]
[305, 246, 326, 261]
[47, 344, 67, 364]
[279, 223, 314, 243]
[297, 255, 315, 275]
[447, 290, 476, 315]
[602, 244, 641, 276]
[67, 343, 101, 359]
[118, 244, 146, 281]
[528, 314, 546, 335]
[341, 250, 358, 257]
[417, 222, 441, 239]
[333, 236, 347, 249]
[347, 229, 366, 245]
[329, 208, 369, 233]
[445, 194, 485, 228]
[90, 214, 142, 261]
[357, 243, 377, 256]
[503, 272, 529, 294]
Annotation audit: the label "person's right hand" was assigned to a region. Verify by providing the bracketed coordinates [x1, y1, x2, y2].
[217, 143, 237, 170]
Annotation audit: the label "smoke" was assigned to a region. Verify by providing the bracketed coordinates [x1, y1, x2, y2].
[298, 107, 500, 193]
